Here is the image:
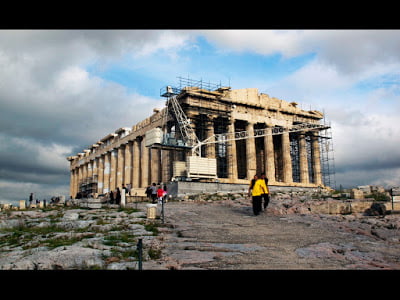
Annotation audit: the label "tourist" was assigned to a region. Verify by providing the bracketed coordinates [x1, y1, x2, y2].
[248, 175, 258, 196]
[150, 182, 157, 204]
[109, 190, 114, 204]
[249, 174, 268, 216]
[145, 185, 152, 200]
[157, 186, 165, 204]
[115, 187, 121, 205]
[163, 183, 168, 202]
[29, 193, 33, 205]
[260, 172, 270, 210]
[122, 184, 129, 195]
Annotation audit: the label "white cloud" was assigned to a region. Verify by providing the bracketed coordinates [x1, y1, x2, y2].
[200, 30, 307, 57]
[55, 66, 91, 94]
[201, 30, 400, 72]
[265, 60, 350, 105]
[331, 111, 400, 187]
[133, 30, 191, 58]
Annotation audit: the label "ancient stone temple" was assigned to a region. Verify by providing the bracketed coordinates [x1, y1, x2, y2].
[67, 80, 333, 198]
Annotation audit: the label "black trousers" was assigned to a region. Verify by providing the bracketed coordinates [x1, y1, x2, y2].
[252, 196, 262, 215]
[262, 193, 270, 209]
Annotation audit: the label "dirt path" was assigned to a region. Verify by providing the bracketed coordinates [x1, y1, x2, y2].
[144, 200, 400, 270]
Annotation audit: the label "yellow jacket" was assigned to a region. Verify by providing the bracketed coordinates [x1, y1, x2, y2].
[251, 179, 268, 196]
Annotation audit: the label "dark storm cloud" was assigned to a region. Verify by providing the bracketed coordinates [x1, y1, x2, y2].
[0, 30, 183, 202]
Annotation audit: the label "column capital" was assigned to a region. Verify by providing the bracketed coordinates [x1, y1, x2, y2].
[206, 114, 218, 121]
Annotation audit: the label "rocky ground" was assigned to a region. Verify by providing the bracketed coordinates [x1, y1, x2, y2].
[1, 193, 399, 270]
[0, 206, 159, 270]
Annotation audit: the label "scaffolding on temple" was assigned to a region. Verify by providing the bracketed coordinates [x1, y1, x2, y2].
[289, 116, 336, 189]
[319, 115, 336, 189]
[158, 76, 336, 187]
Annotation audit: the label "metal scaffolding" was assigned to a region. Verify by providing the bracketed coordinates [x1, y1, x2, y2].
[157, 76, 336, 187]
[319, 117, 336, 189]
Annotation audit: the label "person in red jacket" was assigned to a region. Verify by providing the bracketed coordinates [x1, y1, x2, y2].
[157, 186, 165, 204]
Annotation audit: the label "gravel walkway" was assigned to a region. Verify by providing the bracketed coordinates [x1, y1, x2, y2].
[144, 200, 400, 270]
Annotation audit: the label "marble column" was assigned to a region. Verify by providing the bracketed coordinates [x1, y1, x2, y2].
[82, 163, 88, 184]
[264, 126, 275, 183]
[205, 118, 215, 158]
[282, 130, 293, 184]
[109, 149, 117, 192]
[124, 141, 132, 188]
[74, 168, 79, 197]
[87, 161, 93, 184]
[141, 135, 149, 187]
[116, 146, 124, 189]
[69, 170, 75, 198]
[151, 148, 161, 184]
[78, 165, 82, 193]
[132, 138, 140, 188]
[103, 152, 110, 193]
[246, 121, 256, 179]
[161, 124, 171, 183]
[161, 149, 171, 183]
[298, 133, 309, 184]
[226, 118, 238, 181]
[97, 156, 104, 194]
[92, 158, 98, 180]
[311, 133, 323, 185]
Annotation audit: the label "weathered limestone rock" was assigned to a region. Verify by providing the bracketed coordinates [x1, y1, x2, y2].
[1, 246, 106, 270]
[63, 211, 80, 220]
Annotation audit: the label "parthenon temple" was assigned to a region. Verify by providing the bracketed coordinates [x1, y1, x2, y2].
[67, 80, 333, 198]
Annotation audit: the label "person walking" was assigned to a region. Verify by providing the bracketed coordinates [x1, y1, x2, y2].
[260, 172, 270, 211]
[157, 185, 165, 204]
[29, 193, 33, 206]
[248, 175, 258, 196]
[248, 174, 268, 216]
[145, 185, 152, 200]
[109, 190, 114, 204]
[122, 184, 129, 195]
[150, 182, 157, 204]
[115, 187, 121, 205]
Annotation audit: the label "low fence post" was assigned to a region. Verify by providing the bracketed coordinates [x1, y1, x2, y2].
[137, 238, 143, 270]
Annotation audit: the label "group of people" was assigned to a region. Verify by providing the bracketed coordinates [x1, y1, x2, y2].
[248, 172, 270, 216]
[108, 184, 130, 205]
[28, 193, 63, 207]
[145, 183, 167, 204]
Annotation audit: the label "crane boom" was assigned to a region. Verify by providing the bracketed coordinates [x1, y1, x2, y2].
[166, 95, 200, 154]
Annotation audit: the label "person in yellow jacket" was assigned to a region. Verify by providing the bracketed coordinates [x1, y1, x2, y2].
[248, 174, 268, 215]
[260, 172, 270, 210]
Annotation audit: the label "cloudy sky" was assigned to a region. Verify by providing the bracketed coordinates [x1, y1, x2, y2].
[1, 29, 400, 204]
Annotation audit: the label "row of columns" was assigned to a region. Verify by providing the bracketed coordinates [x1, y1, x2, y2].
[208, 118, 322, 186]
[69, 120, 323, 197]
[70, 136, 165, 198]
